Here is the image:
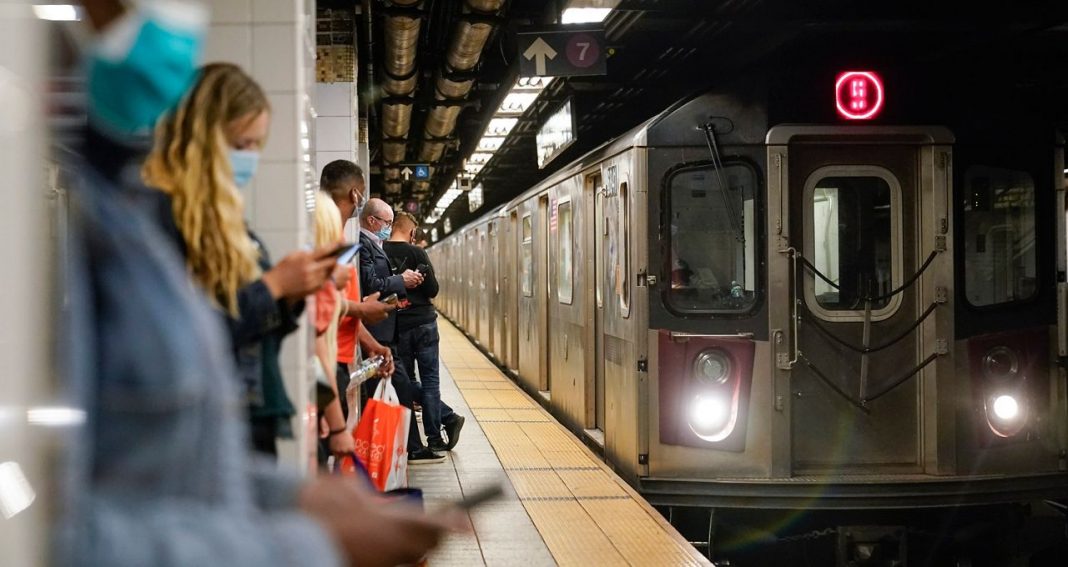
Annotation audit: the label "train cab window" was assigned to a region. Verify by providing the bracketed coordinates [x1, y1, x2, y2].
[522, 214, 533, 297]
[667, 163, 758, 313]
[806, 168, 901, 318]
[963, 166, 1037, 306]
[616, 182, 630, 317]
[557, 200, 574, 304]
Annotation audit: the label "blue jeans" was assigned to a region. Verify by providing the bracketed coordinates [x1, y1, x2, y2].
[396, 321, 454, 443]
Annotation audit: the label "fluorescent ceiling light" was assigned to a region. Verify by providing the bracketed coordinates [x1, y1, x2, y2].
[478, 136, 506, 152]
[516, 76, 553, 90]
[561, 7, 611, 24]
[469, 152, 493, 165]
[499, 92, 539, 115]
[26, 406, 86, 427]
[487, 117, 518, 136]
[33, 4, 79, 21]
[464, 163, 484, 175]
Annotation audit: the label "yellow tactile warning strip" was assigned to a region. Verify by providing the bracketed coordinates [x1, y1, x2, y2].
[438, 318, 712, 567]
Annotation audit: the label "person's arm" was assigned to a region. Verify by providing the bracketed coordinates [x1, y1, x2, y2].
[229, 280, 303, 348]
[416, 249, 439, 299]
[358, 325, 394, 376]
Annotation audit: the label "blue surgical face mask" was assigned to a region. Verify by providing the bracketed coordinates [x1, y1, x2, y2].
[374, 225, 392, 241]
[87, 3, 207, 138]
[229, 149, 260, 188]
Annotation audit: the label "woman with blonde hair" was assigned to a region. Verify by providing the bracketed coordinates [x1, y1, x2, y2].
[144, 62, 336, 455]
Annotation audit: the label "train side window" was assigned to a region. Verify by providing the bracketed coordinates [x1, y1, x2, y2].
[806, 169, 901, 319]
[558, 200, 574, 304]
[963, 166, 1037, 307]
[667, 163, 759, 314]
[617, 181, 630, 317]
[522, 214, 533, 297]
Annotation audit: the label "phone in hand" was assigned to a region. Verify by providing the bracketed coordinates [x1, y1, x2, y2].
[451, 484, 504, 511]
[324, 242, 359, 263]
[381, 293, 399, 305]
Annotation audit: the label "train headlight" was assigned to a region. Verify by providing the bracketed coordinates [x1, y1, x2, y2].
[982, 346, 1019, 381]
[992, 395, 1019, 421]
[688, 394, 730, 437]
[694, 350, 731, 385]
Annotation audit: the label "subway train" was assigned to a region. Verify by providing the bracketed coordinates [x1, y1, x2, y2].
[429, 62, 1068, 559]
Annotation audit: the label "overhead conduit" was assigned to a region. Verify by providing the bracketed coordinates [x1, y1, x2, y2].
[381, 0, 422, 194]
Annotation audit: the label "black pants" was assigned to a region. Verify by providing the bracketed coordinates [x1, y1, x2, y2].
[249, 416, 278, 458]
[362, 344, 424, 453]
[336, 362, 351, 419]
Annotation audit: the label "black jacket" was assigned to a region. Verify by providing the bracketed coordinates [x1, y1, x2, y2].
[383, 240, 439, 329]
[358, 230, 406, 344]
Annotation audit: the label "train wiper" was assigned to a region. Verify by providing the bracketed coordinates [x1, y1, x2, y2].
[698, 122, 744, 243]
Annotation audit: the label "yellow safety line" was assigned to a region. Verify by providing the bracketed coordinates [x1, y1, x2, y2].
[438, 318, 712, 567]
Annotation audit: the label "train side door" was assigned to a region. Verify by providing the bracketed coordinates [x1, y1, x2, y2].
[585, 170, 606, 435]
[776, 127, 953, 473]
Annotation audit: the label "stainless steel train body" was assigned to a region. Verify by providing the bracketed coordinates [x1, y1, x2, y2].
[429, 67, 1068, 515]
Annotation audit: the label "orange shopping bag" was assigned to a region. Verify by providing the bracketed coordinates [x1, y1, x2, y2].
[352, 378, 411, 492]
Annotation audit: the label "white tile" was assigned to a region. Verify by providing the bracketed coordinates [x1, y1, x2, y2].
[252, 24, 298, 93]
[253, 161, 302, 230]
[203, 25, 252, 70]
[315, 116, 353, 152]
[255, 229, 304, 263]
[316, 151, 357, 180]
[211, 0, 252, 24]
[263, 93, 298, 161]
[253, 0, 299, 23]
[316, 83, 355, 117]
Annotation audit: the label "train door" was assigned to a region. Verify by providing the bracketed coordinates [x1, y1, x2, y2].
[487, 222, 498, 359]
[774, 126, 953, 473]
[478, 229, 488, 346]
[585, 170, 606, 433]
[506, 211, 519, 372]
[538, 194, 552, 394]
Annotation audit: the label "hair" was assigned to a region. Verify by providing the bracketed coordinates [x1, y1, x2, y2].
[143, 63, 268, 315]
[315, 192, 343, 248]
[392, 211, 417, 236]
[320, 160, 364, 202]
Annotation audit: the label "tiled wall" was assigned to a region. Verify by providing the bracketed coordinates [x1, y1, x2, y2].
[205, 0, 319, 471]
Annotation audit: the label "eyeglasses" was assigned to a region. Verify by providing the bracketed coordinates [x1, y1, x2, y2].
[373, 215, 393, 227]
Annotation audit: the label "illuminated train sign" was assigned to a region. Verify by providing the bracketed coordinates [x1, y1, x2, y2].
[835, 70, 885, 120]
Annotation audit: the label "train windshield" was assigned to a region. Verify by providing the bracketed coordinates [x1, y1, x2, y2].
[963, 166, 1037, 306]
[667, 163, 758, 313]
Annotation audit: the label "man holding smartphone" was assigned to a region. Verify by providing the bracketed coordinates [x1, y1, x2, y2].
[385, 212, 466, 452]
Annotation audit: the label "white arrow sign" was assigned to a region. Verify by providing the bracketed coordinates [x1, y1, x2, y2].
[400, 166, 413, 181]
[523, 37, 557, 76]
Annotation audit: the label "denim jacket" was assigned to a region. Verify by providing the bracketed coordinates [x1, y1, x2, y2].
[54, 152, 340, 566]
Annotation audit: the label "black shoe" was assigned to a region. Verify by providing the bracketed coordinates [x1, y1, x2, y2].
[443, 415, 465, 451]
[427, 439, 448, 453]
[408, 448, 445, 465]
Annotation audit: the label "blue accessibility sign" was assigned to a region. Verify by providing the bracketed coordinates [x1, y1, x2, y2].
[414, 165, 430, 179]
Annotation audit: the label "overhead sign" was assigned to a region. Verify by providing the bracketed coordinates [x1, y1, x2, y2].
[518, 26, 607, 78]
[536, 99, 576, 169]
[835, 71, 884, 120]
[399, 164, 431, 181]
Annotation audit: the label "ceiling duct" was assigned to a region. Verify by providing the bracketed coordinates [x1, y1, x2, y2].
[418, 0, 503, 175]
[380, 1, 422, 165]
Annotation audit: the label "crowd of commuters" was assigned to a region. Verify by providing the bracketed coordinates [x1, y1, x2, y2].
[55, 0, 465, 565]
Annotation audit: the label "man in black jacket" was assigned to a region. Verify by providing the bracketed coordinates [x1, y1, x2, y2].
[385, 212, 465, 452]
[358, 199, 444, 464]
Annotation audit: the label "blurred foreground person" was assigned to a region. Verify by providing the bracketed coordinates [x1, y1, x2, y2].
[56, 1, 464, 564]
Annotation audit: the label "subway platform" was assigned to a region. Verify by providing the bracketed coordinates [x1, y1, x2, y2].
[410, 318, 711, 566]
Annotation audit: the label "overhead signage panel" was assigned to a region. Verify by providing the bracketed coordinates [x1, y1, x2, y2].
[518, 25, 607, 78]
[536, 99, 576, 169]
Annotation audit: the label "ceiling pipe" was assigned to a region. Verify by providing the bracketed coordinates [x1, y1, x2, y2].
[380, 0, 423, 165]
[418, 0, 503, 171]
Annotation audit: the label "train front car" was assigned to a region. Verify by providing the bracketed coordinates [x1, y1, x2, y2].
[641, 67, 1068, 563]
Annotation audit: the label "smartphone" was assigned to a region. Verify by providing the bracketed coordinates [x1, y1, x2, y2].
[323, 241, 358, 259]
[336, 243, 361, 265]
[381, 293, 399, 305]
[452, 484, 504, 511]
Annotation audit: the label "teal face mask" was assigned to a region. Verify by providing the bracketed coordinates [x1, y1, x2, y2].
[229, 150, 261, 189]
[374, 225, 392, 241]
[87, 3, 207, 138]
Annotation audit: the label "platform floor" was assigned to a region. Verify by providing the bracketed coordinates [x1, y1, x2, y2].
[411, 318, 710, 566]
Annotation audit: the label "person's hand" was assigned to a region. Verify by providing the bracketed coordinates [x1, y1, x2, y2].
[262, 248, 337, 300]
[401, 269, 424, 289]
[328, 430, 356, 456]
[364, 340, 395, 377]
[299, 476, 469, 567]
[332, 264, 352, 291]
[350, 292, 394, 325]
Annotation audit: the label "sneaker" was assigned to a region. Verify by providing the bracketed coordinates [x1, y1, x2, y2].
[408, 448, 445, 465]
[427, 439, 448, 453]
[443, 415, 465, 451]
